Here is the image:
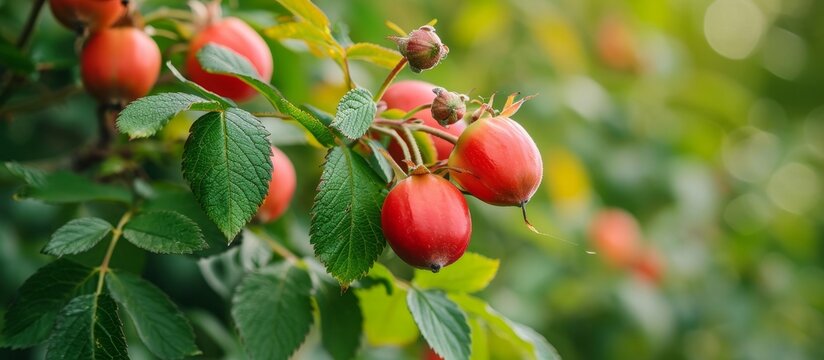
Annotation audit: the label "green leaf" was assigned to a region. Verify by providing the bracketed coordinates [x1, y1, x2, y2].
[332, 88, 376, 140]
[42, 218, 113, 256]
[310, 146, 387, 285]
[277, 98, 336, 147]
[232, 263, 313, 360]
[196, 44, 336, 147]
[356, 285, 418, 346]
[468, 317, 489, 360]
[117, 93, 221, 139]
[165, 61, 235, 107]
[357, 139, 393, 183]
[264, 21, 342, 61]
[316, 281, 363, 360]
[2, 260, 96, 348]
[13, 171, 132, 204]
[407, 288, 471, 360]
[301, 104, 334, 126]
[0, 39, 35, 75]
[141, 183, 229, 257]
[274, 0, 331, 28]
[451, 294, 559, 360]
[346, 43, 403, 69]
[122, 211, 207, 254]
[182, 109, 272, 240]
[45, 294, 128, 360]
[413, 253, 500, 293]
[357, 262, 395, 295]
[510, 323, 560, 360]
[106, 271, 200, 359]
[4, 162, 46, 186]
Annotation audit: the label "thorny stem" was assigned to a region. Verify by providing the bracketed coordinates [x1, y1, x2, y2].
[95, 211, 133, 295]
[401, 126, 423, 166]
[252, 227, 299, 264]
[373, 58, 408, 102]
[370, 125, 411, 163]
[402, 103, 431, 119]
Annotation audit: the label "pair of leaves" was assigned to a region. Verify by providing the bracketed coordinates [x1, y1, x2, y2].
[2, 259, 200, 359]
[47, 271, 201, 359]
[42, 211, 207, 257]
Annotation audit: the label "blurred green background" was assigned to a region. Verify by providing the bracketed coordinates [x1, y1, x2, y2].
[2, 0, 823, 359]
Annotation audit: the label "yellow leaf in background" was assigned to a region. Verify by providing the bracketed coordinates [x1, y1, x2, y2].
[274, 0, 329, 29]
[356, 285, 419, 346]
[346, 43, 402, 69]
[545, 147, 592, 214]
[264, 22, 342, 59]
[413, 252, 500, 293]
[469, 317, 490, 360]
[452, 0, 509, 46]
[530, 15, 587, 74]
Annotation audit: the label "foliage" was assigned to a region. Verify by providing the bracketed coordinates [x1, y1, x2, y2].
[2, 0, 823, 359]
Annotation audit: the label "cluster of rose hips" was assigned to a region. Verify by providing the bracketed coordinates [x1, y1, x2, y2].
[375, 26, 544, 272]
[54, 0, 296, 222]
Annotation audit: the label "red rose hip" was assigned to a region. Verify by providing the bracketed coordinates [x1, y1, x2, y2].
[257, 146, 297, 223]
[49, 0, 126, 32]
[186, 17, 273, 102]
[448, 116, 543, 206]
[589, 209, 642, 268]
[381, 80, 466, 162]
[80, 26, 161, 104]
[381, 173, 471, 272]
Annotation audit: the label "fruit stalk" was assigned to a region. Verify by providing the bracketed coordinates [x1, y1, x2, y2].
[373, 58, 408, 102]
[370, 125, 412, 164]
[374, 119, 458, 144]
[401, 126, 423, 165]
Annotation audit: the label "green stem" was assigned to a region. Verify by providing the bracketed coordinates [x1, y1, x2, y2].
[95, 211, 133, 295]
[370, 125, 410, 163]
[401, 126, 423, 166]
[374, 119, 459, 145]
[373, 58, 408, 102]
[252, 111, 292, 119]
[408, 124, 458, 144]
[342, 58, 355, 90]
[402, 103, 431, 119]
[251, 227, 299, 264]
